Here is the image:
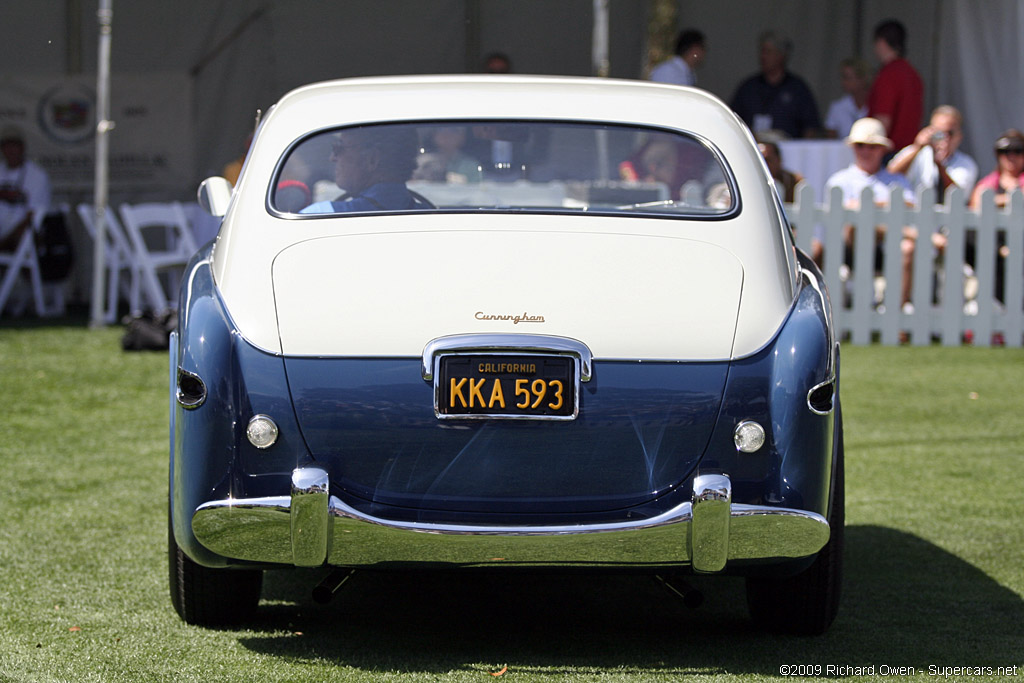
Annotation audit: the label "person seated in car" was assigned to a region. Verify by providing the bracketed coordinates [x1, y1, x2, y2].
[301, 127, 426, 213]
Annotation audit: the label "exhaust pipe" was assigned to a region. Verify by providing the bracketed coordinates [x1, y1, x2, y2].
[312, 568, 356, 604]
[654, 574, 704, 609]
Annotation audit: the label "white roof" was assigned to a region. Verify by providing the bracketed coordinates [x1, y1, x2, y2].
[211, 75, 798, 360]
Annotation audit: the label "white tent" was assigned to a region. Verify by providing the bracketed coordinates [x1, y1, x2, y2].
[1, 0, 1021, 316]
[4, 0, 1021, 200]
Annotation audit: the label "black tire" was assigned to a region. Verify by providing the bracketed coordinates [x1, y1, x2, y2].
[746, 411, 844, 635]
[169, 516, 263, 626]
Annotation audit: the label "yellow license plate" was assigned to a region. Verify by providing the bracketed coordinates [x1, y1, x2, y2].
[436, 354, 578, 420]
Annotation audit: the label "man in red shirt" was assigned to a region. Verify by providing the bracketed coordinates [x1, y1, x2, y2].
[867, 20, 923, 152]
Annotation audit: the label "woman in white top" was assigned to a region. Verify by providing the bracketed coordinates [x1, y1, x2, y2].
[824, 57, 871, 139]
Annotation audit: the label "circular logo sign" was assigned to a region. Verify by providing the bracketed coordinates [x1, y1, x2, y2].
[37, 83, 96, 145]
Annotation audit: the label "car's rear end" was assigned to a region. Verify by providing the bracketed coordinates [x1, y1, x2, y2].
[170, 75, 841, 633]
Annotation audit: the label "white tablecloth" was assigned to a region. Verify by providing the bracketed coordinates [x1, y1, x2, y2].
[778, 140, 853, 202]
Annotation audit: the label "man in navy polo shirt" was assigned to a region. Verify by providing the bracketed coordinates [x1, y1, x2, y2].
[730, 30, 821, 139]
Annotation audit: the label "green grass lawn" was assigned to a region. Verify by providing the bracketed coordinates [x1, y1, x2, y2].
[1, 323, 1022, 682]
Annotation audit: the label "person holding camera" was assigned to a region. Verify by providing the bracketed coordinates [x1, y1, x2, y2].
[886, 105, 978, 204]
[0, 126, 51, 252]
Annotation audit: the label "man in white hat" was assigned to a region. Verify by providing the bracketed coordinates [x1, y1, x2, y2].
[824, 117, 917, 311]
[827, 117, 913, 206]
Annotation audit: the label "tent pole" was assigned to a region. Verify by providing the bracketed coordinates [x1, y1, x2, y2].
[89, 0, 113, 329]
[592, 0, 610, 77]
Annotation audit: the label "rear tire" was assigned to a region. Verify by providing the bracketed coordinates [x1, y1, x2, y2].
[746, 412, 844, 635]
[169, 517, 263, 626]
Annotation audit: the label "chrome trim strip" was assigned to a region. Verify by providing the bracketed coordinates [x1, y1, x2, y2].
[422, 333, 593, 382]
[800, 266, 838, 415]
[326, 493, 694, 537]
[191, 470, 830, 569]
[801, 266, 837, 379]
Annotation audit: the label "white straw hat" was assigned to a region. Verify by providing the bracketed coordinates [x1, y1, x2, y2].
[845, 117, 893, 150]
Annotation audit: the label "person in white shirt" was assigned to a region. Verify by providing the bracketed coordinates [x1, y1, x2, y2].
[824, 57, 870, 139]
[825, 117, 918, 309]
[649, 29, 706, 87]
[886, 105, 978, 203]
[0, 126, 51, 252]
[887, 106, 979, 303]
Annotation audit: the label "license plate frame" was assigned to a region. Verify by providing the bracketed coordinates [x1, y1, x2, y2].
[434, 352, 579, 420]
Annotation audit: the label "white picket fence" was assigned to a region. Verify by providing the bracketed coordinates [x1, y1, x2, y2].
[786, 184, 1024, 347]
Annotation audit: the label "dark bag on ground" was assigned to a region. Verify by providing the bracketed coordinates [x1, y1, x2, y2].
[34, 212, 74, 282]
[121, 310, 177, 351]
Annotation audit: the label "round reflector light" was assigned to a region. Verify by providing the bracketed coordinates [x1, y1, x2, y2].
[246, 415, 279, 449]
[733, 420, 765, 453]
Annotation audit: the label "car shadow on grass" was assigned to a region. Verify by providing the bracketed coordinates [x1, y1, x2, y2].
[236, 525, 1023, 676]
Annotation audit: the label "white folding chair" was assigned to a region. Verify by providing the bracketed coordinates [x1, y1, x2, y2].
[118, 202, 199, 315]
[78, 203, 139, 322]
[0, 227, 45, 317]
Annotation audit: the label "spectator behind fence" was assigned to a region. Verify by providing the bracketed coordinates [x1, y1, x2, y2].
[889, 108, 978, 314]
[824, 117, 917, 310]
[0, 126, 51, 253]
[730, 30, 821, 139]
[887, 106, 978, 204]
[867, 19, 923, 152]
[649, 29, 706, 87]
[968, 129, 1024, 308]
[969, 129, 1024, 209]
[824, 57, 870, 139]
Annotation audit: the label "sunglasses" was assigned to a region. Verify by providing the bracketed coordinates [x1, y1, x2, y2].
[997, 147, 1024, 156]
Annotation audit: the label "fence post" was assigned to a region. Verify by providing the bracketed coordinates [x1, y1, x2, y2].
[789, 181, 816, 257]
[849, 187, 877, 344]
[974, 192, 998, 346]
[942, 190, 967, 346]
[821, 185, 847, 338]
[1003, 190, 1023, 347]
[879, 186, 905, 344]
[907, 187, 935, 345]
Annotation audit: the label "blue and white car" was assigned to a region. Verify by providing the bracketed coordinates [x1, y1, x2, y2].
[169, 75, 843, 633]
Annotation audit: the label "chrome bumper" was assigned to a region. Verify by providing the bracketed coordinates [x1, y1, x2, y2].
[192, 469, 829, 572]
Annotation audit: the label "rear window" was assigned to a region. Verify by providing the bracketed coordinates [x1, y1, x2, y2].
[271, 121, 735, 218]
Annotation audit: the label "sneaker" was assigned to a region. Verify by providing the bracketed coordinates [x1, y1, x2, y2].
[901, 302, 915, 315]
[873, 275, 886, 306]
[963, 264, 979, 301]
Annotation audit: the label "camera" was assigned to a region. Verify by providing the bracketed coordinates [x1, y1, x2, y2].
[930, 131, 948, 143]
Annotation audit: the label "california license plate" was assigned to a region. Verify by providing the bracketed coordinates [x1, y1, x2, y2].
[435, 353, 578, 420]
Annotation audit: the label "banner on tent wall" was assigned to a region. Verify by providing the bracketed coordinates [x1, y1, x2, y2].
[0, 73, 193, 198]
